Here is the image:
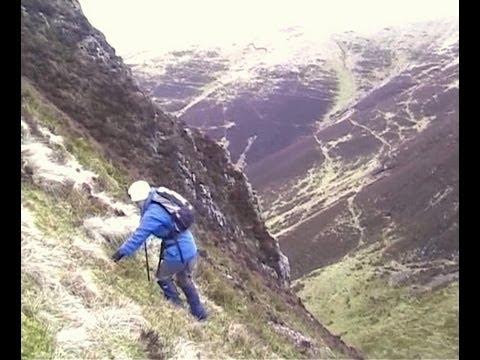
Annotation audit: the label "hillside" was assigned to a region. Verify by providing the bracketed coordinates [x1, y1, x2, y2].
[125, 16, 459, 359]
[20, 0, 364, 358]
[127, 18, 458, 280]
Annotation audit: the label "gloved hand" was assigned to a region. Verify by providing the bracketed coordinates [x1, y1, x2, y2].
[111, 250, 124, 263]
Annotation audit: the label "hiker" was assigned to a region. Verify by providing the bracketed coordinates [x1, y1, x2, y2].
[111, 180, 208, 321]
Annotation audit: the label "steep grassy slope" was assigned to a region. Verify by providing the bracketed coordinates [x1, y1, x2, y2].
[21, 0, 363, 358]
[22, 78, 341, 359]
[21, 0, 292, 284]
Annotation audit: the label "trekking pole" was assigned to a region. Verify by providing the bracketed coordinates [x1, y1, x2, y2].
[144, 242, 151, 282]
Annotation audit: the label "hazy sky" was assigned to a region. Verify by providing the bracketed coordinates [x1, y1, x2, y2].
[79, 0, 458, 55]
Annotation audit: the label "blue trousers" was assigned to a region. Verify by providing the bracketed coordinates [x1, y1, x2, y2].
[156, 255, 207, 320]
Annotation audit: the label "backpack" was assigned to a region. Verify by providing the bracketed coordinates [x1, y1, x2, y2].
[151, 186, 195, 235]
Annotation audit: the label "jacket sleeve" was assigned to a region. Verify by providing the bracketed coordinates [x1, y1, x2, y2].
[118, 209, 161, 257]
[117, 206, 174, 257]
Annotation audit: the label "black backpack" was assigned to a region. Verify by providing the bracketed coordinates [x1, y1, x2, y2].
[151, 186, 195, 235]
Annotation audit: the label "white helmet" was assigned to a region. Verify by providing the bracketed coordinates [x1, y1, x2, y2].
[127, 180, 151, 202]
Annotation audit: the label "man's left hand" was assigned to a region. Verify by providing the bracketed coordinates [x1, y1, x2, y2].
[111, 250, 124, 263]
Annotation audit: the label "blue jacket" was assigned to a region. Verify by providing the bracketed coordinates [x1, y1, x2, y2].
[118, 190, 197, 263]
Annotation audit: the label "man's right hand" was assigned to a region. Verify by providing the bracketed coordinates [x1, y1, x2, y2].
[111, 250, 124, 263]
